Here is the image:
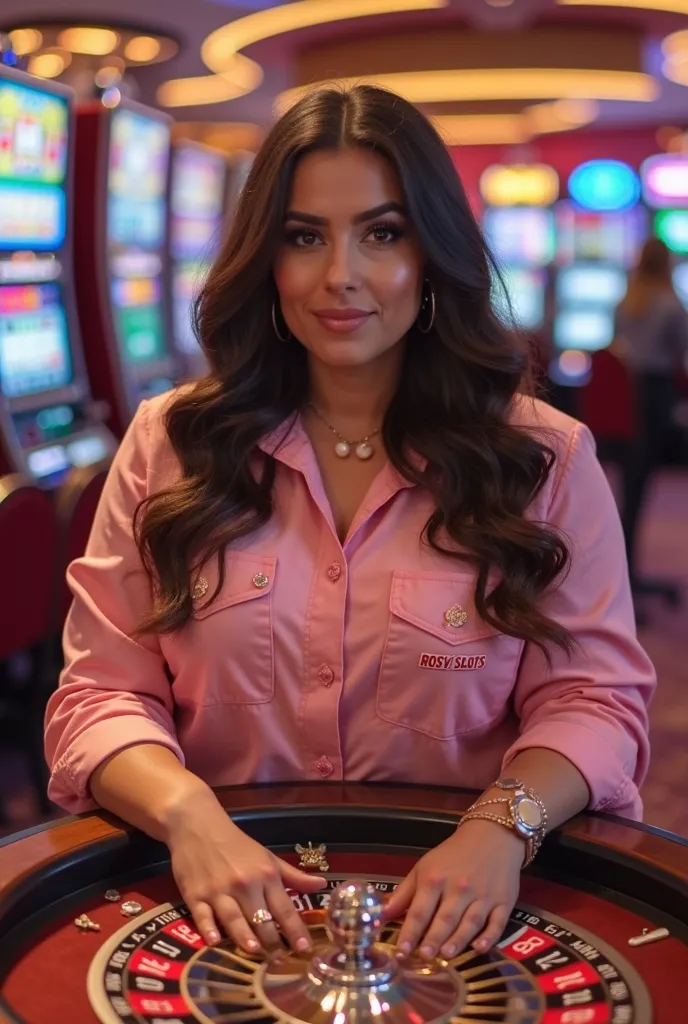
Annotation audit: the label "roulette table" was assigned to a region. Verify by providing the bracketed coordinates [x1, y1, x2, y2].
[0, 783, 686, 1024]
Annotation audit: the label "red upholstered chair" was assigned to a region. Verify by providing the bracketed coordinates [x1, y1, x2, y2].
[55, 465, 108, 627]
[577, 348, 636, 442]
[0, 476, 58, 814]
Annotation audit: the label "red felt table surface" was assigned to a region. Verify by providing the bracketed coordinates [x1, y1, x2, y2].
[1, 851, 685, 1024]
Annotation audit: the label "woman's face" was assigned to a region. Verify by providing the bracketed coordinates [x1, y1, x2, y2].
[273, 147, 424, 370]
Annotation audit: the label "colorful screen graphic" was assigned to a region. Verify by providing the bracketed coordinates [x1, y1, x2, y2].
[170, 146, 225, 262]
[111, 277, 166, 364]
[554, 309, 615, 352]
[556, 264, 627, 307]
[107, 109, 169, 251]
[555, 203, 647, 267]
[0, 283, 72, 397]
[641, 156, 688, 209]
[492, 267, 546, 331]
[484, 208, 556, 267]
[0, 79, 69, 250]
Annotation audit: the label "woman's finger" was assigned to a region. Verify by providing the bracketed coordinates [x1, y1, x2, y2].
[382, 872, 417, 921]
[420, 891, 477, 960]
[213, 894, 263, 953]
[471, 904, 512, 953]
[279, 859, 328, 893]
[395, 879, 442, 956]
[439, 900, 491, 959]
[188, 899, 222, 948]
[267, 883, 315, 953]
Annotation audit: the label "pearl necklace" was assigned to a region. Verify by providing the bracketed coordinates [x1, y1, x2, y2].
[308, 403, 381, 460]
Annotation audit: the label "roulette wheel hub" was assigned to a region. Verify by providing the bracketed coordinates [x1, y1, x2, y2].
[260, 880, 463, 1024]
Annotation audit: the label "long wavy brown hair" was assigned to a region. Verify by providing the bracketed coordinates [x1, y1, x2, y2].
[619, 237, 678, 317]
[134, 85, 573, 656]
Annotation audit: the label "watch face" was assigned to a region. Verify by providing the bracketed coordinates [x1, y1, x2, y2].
[513, 795, 543, 834]
[496, 778, 523, 790]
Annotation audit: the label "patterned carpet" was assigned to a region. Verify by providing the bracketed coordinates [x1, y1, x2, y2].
[0, 469, 687, 838]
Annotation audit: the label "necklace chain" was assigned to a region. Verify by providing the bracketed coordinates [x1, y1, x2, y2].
[307, 402, 382, 460]
[308, 402, 381, 445]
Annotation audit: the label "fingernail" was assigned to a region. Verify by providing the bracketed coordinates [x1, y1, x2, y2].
[207, 930, 220, 945]
[296, 937, 311, 952]
[441, 944, 456, 958]
[420, 945, 435, 959]
[473, 938, 489, 951]
[397, 942, 411, 957]
[247, 939, 260, 951]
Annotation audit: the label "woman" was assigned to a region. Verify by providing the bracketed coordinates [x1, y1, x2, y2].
[613, 237, 688, 591]
[45, 86, 654, 966]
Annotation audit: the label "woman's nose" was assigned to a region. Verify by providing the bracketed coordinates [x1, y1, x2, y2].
[324, 241, 360, 292]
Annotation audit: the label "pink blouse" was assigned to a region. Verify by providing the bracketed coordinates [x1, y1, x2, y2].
[45, 393, 655, 817]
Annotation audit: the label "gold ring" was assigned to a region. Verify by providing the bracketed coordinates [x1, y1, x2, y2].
[251, 908, 274, 926]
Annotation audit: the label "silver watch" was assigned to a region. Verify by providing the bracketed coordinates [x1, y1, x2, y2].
[496, 778, 548, 858]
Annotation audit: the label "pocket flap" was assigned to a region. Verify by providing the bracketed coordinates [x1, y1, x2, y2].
[192, 551, 277, 620]
[389, 570, 498, 646]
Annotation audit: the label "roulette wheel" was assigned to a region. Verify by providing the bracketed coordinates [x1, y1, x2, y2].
[0, 783, 685, 1024]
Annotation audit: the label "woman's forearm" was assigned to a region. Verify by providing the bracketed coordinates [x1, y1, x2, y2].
[480, 748, 591, 830]
[89, 743, 231, 843]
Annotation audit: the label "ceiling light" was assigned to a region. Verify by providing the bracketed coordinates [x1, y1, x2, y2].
[526, 98, 599, 133]
[157, 57, 263, 107]
[277, 69, 657, 114]
[27, 52, 65, 78]
[663, 29, 688, 85]
[433, 114, 528, 145]
[58, 27, 119, 55]
[559, 0, 688, 12]
[202, 0, 448, 74]
[8, 29, 43, 56]
[125, 36, 162, 63]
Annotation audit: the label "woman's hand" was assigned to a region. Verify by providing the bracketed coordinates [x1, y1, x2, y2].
[164, 785, 327, 954]
[383, 819, 523, 960]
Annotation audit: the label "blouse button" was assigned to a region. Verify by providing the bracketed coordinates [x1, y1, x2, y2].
[315, 756, 334, 778]
[318, 664, 334, 686]
[252, 572, 270, 589]
[327, 562, 342, 582]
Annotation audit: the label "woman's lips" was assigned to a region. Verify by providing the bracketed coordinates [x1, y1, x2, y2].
[312, 311, 373, 334]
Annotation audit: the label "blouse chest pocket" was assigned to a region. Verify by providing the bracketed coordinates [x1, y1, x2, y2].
[376, 570, 524, 740]
[185, 551, 277, 705]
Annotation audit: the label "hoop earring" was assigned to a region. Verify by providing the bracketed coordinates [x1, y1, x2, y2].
[272, 301, 291, 342]
[417, 280, 436, 334]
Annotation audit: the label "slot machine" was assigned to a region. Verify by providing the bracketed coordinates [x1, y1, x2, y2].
[480, 164, 558, 336]
[550, 159, 646, 388]
[0, 66, 116, 487]
[74, 99, 177, 438]
[169, 140, 229, 377]
[641, 155, 688, 311]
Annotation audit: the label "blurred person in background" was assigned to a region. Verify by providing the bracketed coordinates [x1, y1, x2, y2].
[613, 238, 688, 596]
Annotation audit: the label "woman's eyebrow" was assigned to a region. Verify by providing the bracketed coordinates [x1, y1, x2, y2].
[284, 201, 406, 226]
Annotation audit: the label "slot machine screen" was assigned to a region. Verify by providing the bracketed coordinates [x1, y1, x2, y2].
[556, 264, 627, 307]
[484, 207, 556, 267]
[107, 108, 169, 368]
[0, 78, 69, 250]
[111, 277, 165, 365]
[492, 267, 546, 330]
[0, 282, 72, 397]
[555, 204, 646, 267]
[170, 146, 225, 262]
[674, 263, 688, 311]
[553, 308, 615, 352]
[107, 109, 168, 250]
[170, 146, 226, 354]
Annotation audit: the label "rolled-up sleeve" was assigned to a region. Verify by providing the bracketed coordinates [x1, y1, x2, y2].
[503, 422, 655, 819]
[45, 400, 184, 813]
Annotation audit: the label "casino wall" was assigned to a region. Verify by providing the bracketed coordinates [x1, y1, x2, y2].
[0, 0, 687, 838]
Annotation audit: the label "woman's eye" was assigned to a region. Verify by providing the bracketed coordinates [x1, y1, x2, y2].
[287, 229, 321, 247]
[368, 224, 401, 244]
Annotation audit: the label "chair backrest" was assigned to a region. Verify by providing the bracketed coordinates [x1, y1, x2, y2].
[55, 465, 109, 626]
[578, 349, 637, 441]
[0, 475, 57, 660]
